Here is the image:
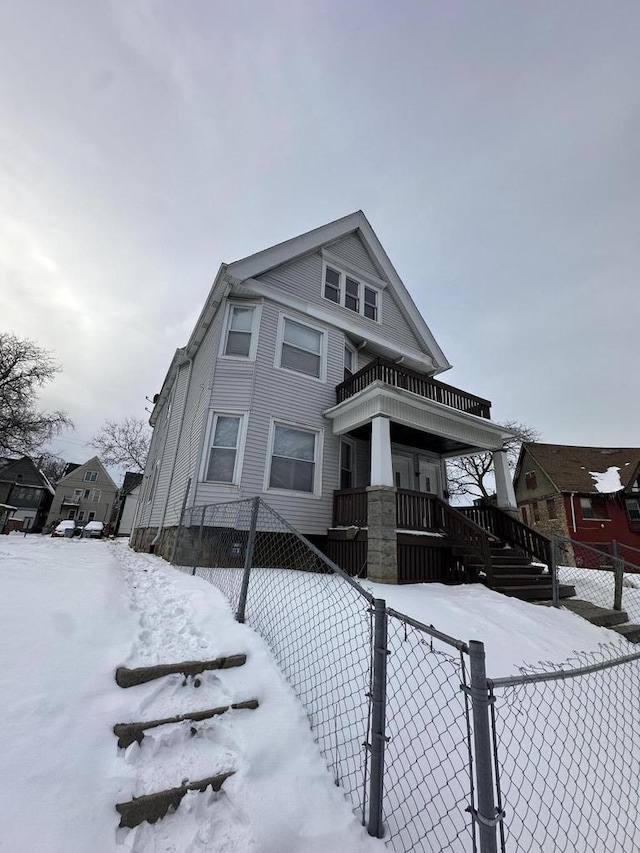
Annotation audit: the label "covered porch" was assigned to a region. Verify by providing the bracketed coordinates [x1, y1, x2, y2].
[324, 359, 556, 599]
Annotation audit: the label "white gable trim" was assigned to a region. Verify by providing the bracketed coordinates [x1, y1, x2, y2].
[225, 211, 451, 374]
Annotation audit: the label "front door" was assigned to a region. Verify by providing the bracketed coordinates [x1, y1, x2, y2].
[392, 453, 413, 490]
[417, 457, 439, 495]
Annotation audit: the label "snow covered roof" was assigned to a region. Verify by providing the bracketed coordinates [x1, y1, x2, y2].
[522, 443, 640, 494]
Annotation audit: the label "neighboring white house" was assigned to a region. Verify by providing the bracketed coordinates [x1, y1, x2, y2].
[46, 457, 118, 530]
[132, 211, 518, 577]
[114, 472, 143, 537]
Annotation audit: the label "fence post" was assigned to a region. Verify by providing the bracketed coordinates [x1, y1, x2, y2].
[236, 497, 260, 624]
[192, 505, 206, 576]
[612, 540, 624, 612]
[368, 598, 387, 838]
[169, 477, 191, 566]
[469, 640, 500, 853]
[551, 535, 560, 608]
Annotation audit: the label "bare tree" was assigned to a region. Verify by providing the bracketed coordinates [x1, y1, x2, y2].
[446, 420, 540, 502]
[92, 417, 150, 472]
[0, 333, 72, 456]
[38, 452, 68, 487]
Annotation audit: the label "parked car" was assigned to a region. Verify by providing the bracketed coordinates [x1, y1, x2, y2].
[82, 521, 104, 539]
[52, 520, 77, 538]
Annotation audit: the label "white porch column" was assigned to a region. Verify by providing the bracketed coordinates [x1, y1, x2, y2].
[370, 415, 394, 487]
[493, 448, 517, 512]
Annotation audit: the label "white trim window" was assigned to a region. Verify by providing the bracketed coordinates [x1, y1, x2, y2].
[322, 263, 381, 322]
[147, 461, 159, 503]
[91, 490, 101, 503]
[88, 511, 96, 522]
[78, 510, 85, 522]
[221, 303, 260, 359]
[344, 342, 356, 381]
[267, 422, 321, 495]
[277, 316, 325, 380]
[203, 413, 246, 484]
[84, 470, 98, 482]
[340, 438, 355, 489]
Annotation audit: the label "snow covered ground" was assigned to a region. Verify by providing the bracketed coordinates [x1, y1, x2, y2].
[1, 534, 637, 853]
[0, 534, 381, 853]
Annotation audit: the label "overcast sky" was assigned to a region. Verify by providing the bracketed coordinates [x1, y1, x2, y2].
[2, 0, 640, 468]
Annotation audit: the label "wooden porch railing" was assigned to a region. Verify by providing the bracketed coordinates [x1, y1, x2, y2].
[458, 504, 551, 566]
[333, 488, 368, 527]
[333, 487, 493, 582]
[335, 356, 492, 419]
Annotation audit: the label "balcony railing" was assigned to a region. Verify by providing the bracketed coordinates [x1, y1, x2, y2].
[335, 356, 491, 418]
[61, 495, 81, 506]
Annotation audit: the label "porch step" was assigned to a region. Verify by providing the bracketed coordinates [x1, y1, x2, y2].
[492, 584, 554, 601]
[488, 553, 537, 567]
[489, 573, 550, 587]
[559, 599, 629, 628]
[490, 564, 547, 576]
[492, 583, 575, 602]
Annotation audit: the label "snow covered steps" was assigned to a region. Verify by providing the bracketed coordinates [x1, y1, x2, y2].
[115, 654, 247, 687]
[114, 699, 259, 748]
[116, 771, 235, 828]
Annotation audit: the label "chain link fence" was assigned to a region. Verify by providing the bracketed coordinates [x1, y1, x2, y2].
[169, 499, 640, 853]
[171, 497, 478, 851]
[488, 642, 640, 853]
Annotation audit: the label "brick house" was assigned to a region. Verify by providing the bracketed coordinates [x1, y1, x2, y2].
[514, 443, 640, 565]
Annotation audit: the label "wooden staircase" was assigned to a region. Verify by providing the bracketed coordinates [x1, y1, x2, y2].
[479, 543, 575, 602]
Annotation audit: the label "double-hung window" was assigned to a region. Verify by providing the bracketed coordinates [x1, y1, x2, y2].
[204, 414, 245, 484]
[278, 318, 324, 379]
[340, 439, 355, 489]
[268, 423, 320, 494]
[91, 490, 101, 503]
[343, 343, 356, 381]
[626, 498, 640, 520]
[222, 304, 259, 359]
[322, 264, 380, 322]
[580, 496, 608, 520]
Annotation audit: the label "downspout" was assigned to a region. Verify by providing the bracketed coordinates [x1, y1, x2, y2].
[570, 492, 577, 533]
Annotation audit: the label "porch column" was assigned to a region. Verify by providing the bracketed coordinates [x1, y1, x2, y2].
[493, 448, 517, 513]
[367, 486, 398, 584]
[370, 415, 393, 487]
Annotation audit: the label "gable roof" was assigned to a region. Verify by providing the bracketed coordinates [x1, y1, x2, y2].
[57, 456, 117, 489]
[520, 443, 640, 494]
[0, 456, 55, 493]
[121, 471, 143, 496]
[185, 211, 450, 366]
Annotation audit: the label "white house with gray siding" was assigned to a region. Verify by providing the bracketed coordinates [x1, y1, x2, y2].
[132, 212, 535, 591]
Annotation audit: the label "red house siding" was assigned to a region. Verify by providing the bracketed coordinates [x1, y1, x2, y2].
[562, 493, 640, 565]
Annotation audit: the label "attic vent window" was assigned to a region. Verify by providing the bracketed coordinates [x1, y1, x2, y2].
[525, 471, 537, 489]
[322, 263, 380, 322]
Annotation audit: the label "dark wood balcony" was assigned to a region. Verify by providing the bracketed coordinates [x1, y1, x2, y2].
[335, 357, 491, 419]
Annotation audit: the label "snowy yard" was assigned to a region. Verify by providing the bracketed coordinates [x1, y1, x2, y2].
[1, 534, 638, 853]
[0, 534, 381, 853]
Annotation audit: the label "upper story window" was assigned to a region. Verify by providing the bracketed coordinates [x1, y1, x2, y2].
[277, 317, 325, 380]
[524, 471, 537, 489]
[221, 304, 260, 359]
[322, 263, 380, 322]
[344, 343, 356, 381]
[580, 496, 608, 520]
[626, 498, 640, 520]
[84, 470, 98, 482]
